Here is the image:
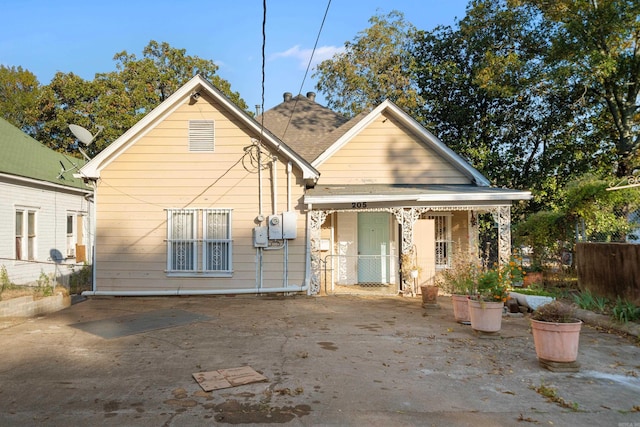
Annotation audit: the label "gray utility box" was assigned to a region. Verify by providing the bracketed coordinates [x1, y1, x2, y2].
[268, 211, 297, 240]
[253, 226, 268, 248]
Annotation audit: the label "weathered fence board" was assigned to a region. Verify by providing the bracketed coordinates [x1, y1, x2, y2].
[576, 243, 640, 305]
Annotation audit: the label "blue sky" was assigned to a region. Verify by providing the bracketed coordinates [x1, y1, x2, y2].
[0, 0, 469, 109]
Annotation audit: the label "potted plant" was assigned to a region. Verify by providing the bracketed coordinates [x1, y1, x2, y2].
[468, 260, 523, 333]
[435, 256, 479, 323]
[530, 300, 582, 365]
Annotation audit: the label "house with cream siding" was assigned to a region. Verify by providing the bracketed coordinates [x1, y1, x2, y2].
[261, 93, 531, 296]
[80, 75, 530, 297]
[0, 118, 93, 287]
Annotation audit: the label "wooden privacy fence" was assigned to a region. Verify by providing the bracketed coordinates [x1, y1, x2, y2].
[576, 243, 640, 305]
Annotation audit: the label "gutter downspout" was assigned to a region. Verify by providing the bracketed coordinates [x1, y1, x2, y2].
[287, 161, 292, 212]
[271, 156, 277, 215]
[304, 210, 312, 295]
[88, 180, 97, 292]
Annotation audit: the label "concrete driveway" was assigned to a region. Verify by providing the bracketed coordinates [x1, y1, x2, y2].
[0, 295, 639, 426]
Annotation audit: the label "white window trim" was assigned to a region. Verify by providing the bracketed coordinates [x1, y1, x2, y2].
[166, 208, 233, 277]
[66, 213, 76, 258]
[15, 207, 38, 261]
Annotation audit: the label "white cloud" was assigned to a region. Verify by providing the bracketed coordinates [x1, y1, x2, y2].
[270, 44, 344, 69]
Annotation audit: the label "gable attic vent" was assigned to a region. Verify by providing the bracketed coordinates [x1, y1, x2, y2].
[189, 120, 215, 152]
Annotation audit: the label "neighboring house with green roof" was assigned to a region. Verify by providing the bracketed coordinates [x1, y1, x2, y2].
[0, 118, 93, 286]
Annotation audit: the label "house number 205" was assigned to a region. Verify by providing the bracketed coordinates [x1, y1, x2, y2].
[351, 202, 367, 208]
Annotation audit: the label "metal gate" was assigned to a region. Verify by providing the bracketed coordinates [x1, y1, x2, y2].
[322, 254, 399, 296]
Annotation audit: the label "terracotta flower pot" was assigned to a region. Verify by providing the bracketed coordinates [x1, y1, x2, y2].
[451, 294, 471, 323]
[523, 271, 543, 288]
[468, 300, 503, 333]
[530, 319, 582, 363]
[420, 285, 438, 305]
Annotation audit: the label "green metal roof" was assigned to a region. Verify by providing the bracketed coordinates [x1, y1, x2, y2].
[0, 118, 89, 191]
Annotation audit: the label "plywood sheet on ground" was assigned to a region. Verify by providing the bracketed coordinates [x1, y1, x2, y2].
[193, 366, 268, 391]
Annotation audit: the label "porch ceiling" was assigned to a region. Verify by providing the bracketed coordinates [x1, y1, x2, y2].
[304, 184, 531, 205]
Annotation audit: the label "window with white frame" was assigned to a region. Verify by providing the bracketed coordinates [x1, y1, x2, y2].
[166, 208, 232, 275]
[66, 214, 76, 257]
[15, 209, 37, 261]
[425, 214, 452, 269]
[189, 120, 215, 152]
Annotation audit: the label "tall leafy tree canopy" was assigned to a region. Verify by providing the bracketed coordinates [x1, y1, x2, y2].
[412, 0, 612, 209]
[518, 0, 640, 177]
[313, 11, 421, 117]
[314, 0, 633, 212]
[1, 40, 247, 157]
[0, 65, 41, 132]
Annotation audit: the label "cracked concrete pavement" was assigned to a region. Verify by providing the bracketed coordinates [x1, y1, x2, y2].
[0, 294, 639, 426]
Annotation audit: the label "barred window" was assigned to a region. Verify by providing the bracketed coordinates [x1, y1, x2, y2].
[166, 209, 232, 275]
[425, 214, 452, 269]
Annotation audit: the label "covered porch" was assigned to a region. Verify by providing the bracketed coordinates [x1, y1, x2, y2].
[305, 184, 530, 296]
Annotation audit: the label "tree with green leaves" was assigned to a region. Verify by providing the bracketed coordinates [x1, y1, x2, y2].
[313, 11, 421, 117]
[515, 173, 640, 266]
[0, 65, 41, 133]
[517, 0, 640, 177]
[411, 0, 612, 208]
[1, 40, 247, 156]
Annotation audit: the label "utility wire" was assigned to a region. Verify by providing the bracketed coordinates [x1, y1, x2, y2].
[260, 0, 267, 140]
[281, 0, 332, 140]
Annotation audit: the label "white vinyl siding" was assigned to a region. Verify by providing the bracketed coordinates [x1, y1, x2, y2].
[166, 208, 232, 276]
[189, 120, 215, 152]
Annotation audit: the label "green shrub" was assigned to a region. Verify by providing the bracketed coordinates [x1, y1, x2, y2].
[515, 283, 556, 297]
[573, 290, 609, 313]
[69, 264, 92, 295]
[611, 297, 640, 323]
[0, 265, 15, 299]
[36, 270, 54, 297]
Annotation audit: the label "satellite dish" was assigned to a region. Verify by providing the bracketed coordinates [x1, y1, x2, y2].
[69, 124, 97, 145]
[69, 124, 104, 161]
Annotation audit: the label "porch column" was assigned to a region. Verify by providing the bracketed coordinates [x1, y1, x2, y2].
[309, 210, 328, 295]
[491, 205, 512, 267]
[392, 208, 421, 296]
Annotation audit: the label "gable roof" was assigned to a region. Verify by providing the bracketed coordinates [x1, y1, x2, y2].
[313, 100, 491, 187]
[0, 117, 89, 192]
[257, 93, 350, 162]
[80, 75, 319, 181]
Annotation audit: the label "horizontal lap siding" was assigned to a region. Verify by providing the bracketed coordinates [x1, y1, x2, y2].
[1, 180, 90, 285]
[95, 97, 307, 292]
[318, 113, 470, 185]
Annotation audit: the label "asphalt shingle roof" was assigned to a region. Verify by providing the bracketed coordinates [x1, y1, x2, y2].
[0, 118, 89, 190]
[257, 93, 352, 162]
